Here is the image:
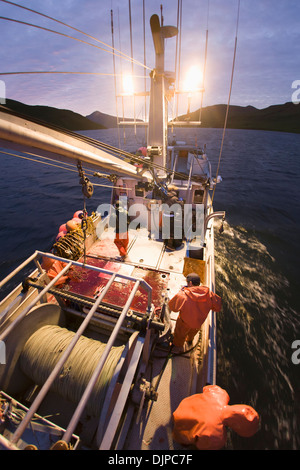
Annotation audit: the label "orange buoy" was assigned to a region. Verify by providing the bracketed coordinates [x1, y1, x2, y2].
[59, 223, 67, 233]
[138, 146, 147, 156]
[66, 219, 79, 231]
[73, 210, 84, 219]
[56, 231, 66, 242]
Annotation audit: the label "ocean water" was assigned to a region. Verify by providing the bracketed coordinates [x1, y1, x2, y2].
[0, 126, 299, 450]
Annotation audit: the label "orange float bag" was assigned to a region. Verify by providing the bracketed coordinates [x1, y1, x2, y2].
[42, 258, 68, 286]
[173, 385, 259, 450]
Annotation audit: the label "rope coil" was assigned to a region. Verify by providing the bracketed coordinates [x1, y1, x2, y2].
[20, 325, 125, 417]
[53, 216, 95, 260]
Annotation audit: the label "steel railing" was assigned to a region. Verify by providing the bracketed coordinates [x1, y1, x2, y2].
[0, 250, 152, 448]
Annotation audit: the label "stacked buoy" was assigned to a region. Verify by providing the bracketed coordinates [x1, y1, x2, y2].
[55, 210, 84, 242]
[52, 210, 96, 260]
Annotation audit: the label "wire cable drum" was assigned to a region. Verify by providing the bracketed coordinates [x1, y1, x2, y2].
[19, 325, 125, 417]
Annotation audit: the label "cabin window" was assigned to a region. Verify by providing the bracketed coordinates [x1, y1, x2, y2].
[193, 189, 204, 204]
[135, 186, 144, 197]
[176, 150, 188, 174]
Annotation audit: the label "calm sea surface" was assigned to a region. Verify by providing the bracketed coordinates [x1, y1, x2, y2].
[0, 127, 299, 450]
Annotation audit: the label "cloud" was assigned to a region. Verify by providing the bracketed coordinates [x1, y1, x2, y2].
[1, 0, 299, 115]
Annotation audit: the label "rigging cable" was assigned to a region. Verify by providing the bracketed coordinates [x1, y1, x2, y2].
[0, 3, 202, 183]
[143, 0, 147, 143]
[0, 16, 150, 72]
[0, 150, 120, 190]
[211, 0, 240, 204]
[0, 0, 150, 71]
[0, 71, 147, 79]
[175, 0, 183, 121]
[0, 104, 201, 182]
[128, 0, 136, 135]
[172, 0, 180, 127]
[111, 9, 121, 149]
[117, 7, 126, 146]
[199, 0, 210, 123]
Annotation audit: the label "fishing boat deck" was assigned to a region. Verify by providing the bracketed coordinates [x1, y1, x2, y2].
[90, 226, 186, 274]
[59, 227, 201, 449]
[123, 345, 198, 450]
[0, 216, 211, 450]
[0, 1, 225, 451]
[62, 226, 186, 314]
[86, 228, 200, 450]
[63, 226, 188, 313]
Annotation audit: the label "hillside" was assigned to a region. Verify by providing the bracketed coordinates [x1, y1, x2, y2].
[1, 99, 105, 131]
[86, 110, 143, 128]
[177, 102, 300, 134]
[87, 102, 300, 133]
[1, 99, 299, 134]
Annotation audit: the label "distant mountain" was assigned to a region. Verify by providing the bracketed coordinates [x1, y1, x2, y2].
[88, 103, 300, 133]
[2, 99, 299, 134]
[86, 111, 118, 128]
[177, 102, 300, 134]
[1, 99, 105, 131]
[86, 110, 143, 128]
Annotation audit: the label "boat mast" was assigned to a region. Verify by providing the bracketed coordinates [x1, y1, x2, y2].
[147, 14, 177, 177]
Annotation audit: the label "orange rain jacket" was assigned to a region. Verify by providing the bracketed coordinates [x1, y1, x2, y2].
[42, 258, 68, 286]
[168, 286, 222, 329]
[173, 385, 259, 450]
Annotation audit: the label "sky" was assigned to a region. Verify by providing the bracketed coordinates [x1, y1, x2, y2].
[0, 0, 299, 118]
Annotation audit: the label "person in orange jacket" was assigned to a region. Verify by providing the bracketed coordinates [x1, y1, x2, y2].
[169, 272, 222, 349]
[112, 200, 129, 260]
[173, 385, 259, 450]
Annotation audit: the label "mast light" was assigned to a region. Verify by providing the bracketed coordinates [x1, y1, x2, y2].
[122, 74, 134, 96]
[183, 66, 203, 93]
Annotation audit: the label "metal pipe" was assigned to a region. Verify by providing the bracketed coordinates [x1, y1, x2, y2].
[0, 249, 152, 304]
[171, 149, 177, 182]
[0, 251, 38, 289]
[37, 251, 152, 310]
[64, 307, 135, 335]
[0, 111, 137, 177]
[204, 211, 225, 233]
[206, 256, 217, 385]
[206, 310, 217, 385]
[0, 261, 72, 342]
[99, 335, 144, 449]
[0, 434, 20, 450]
[63, 279, 141, 443]
[10, 273, 117, 444]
